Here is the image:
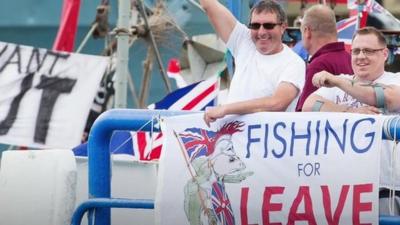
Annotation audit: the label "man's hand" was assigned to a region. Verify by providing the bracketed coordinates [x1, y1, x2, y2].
[346, 105, 381, 115]
[312, 71, 338, 88]
[203, 106, 226, 127]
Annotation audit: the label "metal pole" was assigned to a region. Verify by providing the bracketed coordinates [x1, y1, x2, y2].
[71, 198, 154, 225]
[114, 0, 131, 108]
[88, 109, 191, 225]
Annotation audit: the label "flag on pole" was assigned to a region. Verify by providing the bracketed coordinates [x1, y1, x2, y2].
[167, 58, 187, 88]
[347, 0, 374, 12]
[134, 75, 220, 161]
[73, 75, 220, 160]
[337, 16, 358, 52]
[53, 0, 81, 52]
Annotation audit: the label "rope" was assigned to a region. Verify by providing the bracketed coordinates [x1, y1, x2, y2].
[110, 115, 162, 160]
[389, 117, 400, 215]
[110, 117, 154, 154]
[76, 23, 98, 53]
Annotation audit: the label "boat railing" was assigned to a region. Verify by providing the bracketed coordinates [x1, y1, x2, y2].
[70, 109, 400, 225]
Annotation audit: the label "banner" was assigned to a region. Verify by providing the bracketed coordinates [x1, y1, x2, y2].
[156, 112, 383, 225]
[0, 41, 108, 148]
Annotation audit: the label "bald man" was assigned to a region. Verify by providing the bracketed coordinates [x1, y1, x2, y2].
[296, 4, 353, 111]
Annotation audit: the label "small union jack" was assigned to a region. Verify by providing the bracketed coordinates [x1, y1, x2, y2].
[211, 181, 235, 225]
[337, 16, 358, 52]
[347, 0, 373, 12]
[179, 128, 217, 162]
[178, 122, 244, 162]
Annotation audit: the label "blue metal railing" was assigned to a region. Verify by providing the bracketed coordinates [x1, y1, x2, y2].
[70, 198, 154, 225]
[75, 109, 191, 225]
[71, 109, 400, 225]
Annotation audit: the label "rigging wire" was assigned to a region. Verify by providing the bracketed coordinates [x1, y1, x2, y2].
[110, 115, 161, 160]
[184, 0, 205, 13]
[76, 23, 98, 53]
[137, 0, 172, 93]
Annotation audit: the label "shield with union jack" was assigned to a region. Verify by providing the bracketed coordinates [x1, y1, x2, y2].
[211, 181, 235, 225]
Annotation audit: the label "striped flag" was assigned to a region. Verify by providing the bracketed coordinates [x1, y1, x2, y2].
[133, 75, 220, 161]
[347, 0, 374, 12]
[53, 0, 81, 52]
[73, 75, 220, 160]
[337, 16, 358, 52]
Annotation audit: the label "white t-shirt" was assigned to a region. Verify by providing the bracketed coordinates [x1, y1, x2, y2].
[315, 72, 400, 189]
[225, 22, 305, 112]
[314, 72, 400, 108]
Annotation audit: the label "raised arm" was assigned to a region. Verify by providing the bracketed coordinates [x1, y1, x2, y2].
[199, 0, 237, 43]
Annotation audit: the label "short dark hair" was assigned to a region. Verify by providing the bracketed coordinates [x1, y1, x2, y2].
[249, 0, 287, 24]
[353, 26, 387, 46]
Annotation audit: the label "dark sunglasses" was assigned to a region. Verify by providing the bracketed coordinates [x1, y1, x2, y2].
[248, 22, 282, 30]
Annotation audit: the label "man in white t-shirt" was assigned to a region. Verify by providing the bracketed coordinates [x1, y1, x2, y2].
[302, 26, 400, 113]
[201, 0, 305, 126]
[303, 26, 400, 215]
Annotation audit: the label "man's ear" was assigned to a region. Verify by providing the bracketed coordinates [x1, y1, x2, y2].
[280, 23, 288, 35]
[383, 48, 389, 61]
[303, 26, 311, 40]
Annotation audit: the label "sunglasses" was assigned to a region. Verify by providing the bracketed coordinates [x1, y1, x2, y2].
[248, 22, 282, 30]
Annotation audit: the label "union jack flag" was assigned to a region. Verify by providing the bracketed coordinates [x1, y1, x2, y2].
[365, 0, 384, 14]
[347, 0, 384, 14]
[211, 181, 235, 225]
[73, 75, 220, 160]
[178, 128, 217, 162]
[347, 0, 373, 11]
[337, 16, 358, 52]
[134, 75, 220, 161]
[347, 0, 391, 26]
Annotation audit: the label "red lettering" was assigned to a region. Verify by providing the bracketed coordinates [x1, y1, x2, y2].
[353, 183, 373, 225]
[321, 185, 350, 225]
[241, 187, 258, 225]
[288, 186, 317, 225]
[262, 186, 284, 225]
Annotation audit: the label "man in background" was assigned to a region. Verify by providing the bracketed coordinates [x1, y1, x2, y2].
[295, 4, 353, 111]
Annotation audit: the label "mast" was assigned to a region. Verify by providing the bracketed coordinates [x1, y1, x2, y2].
[114, 0, 131, 108]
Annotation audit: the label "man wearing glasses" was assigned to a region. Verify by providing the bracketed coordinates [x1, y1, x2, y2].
[295, 4, 353, 112]
[202, 0, 305, 126]
[302, 27, 400, 215]
[302, 26, 400, 114]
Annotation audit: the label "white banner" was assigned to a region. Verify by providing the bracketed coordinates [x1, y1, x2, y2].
[0, 41, 108, 148]
[156, 112, 383, 225]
